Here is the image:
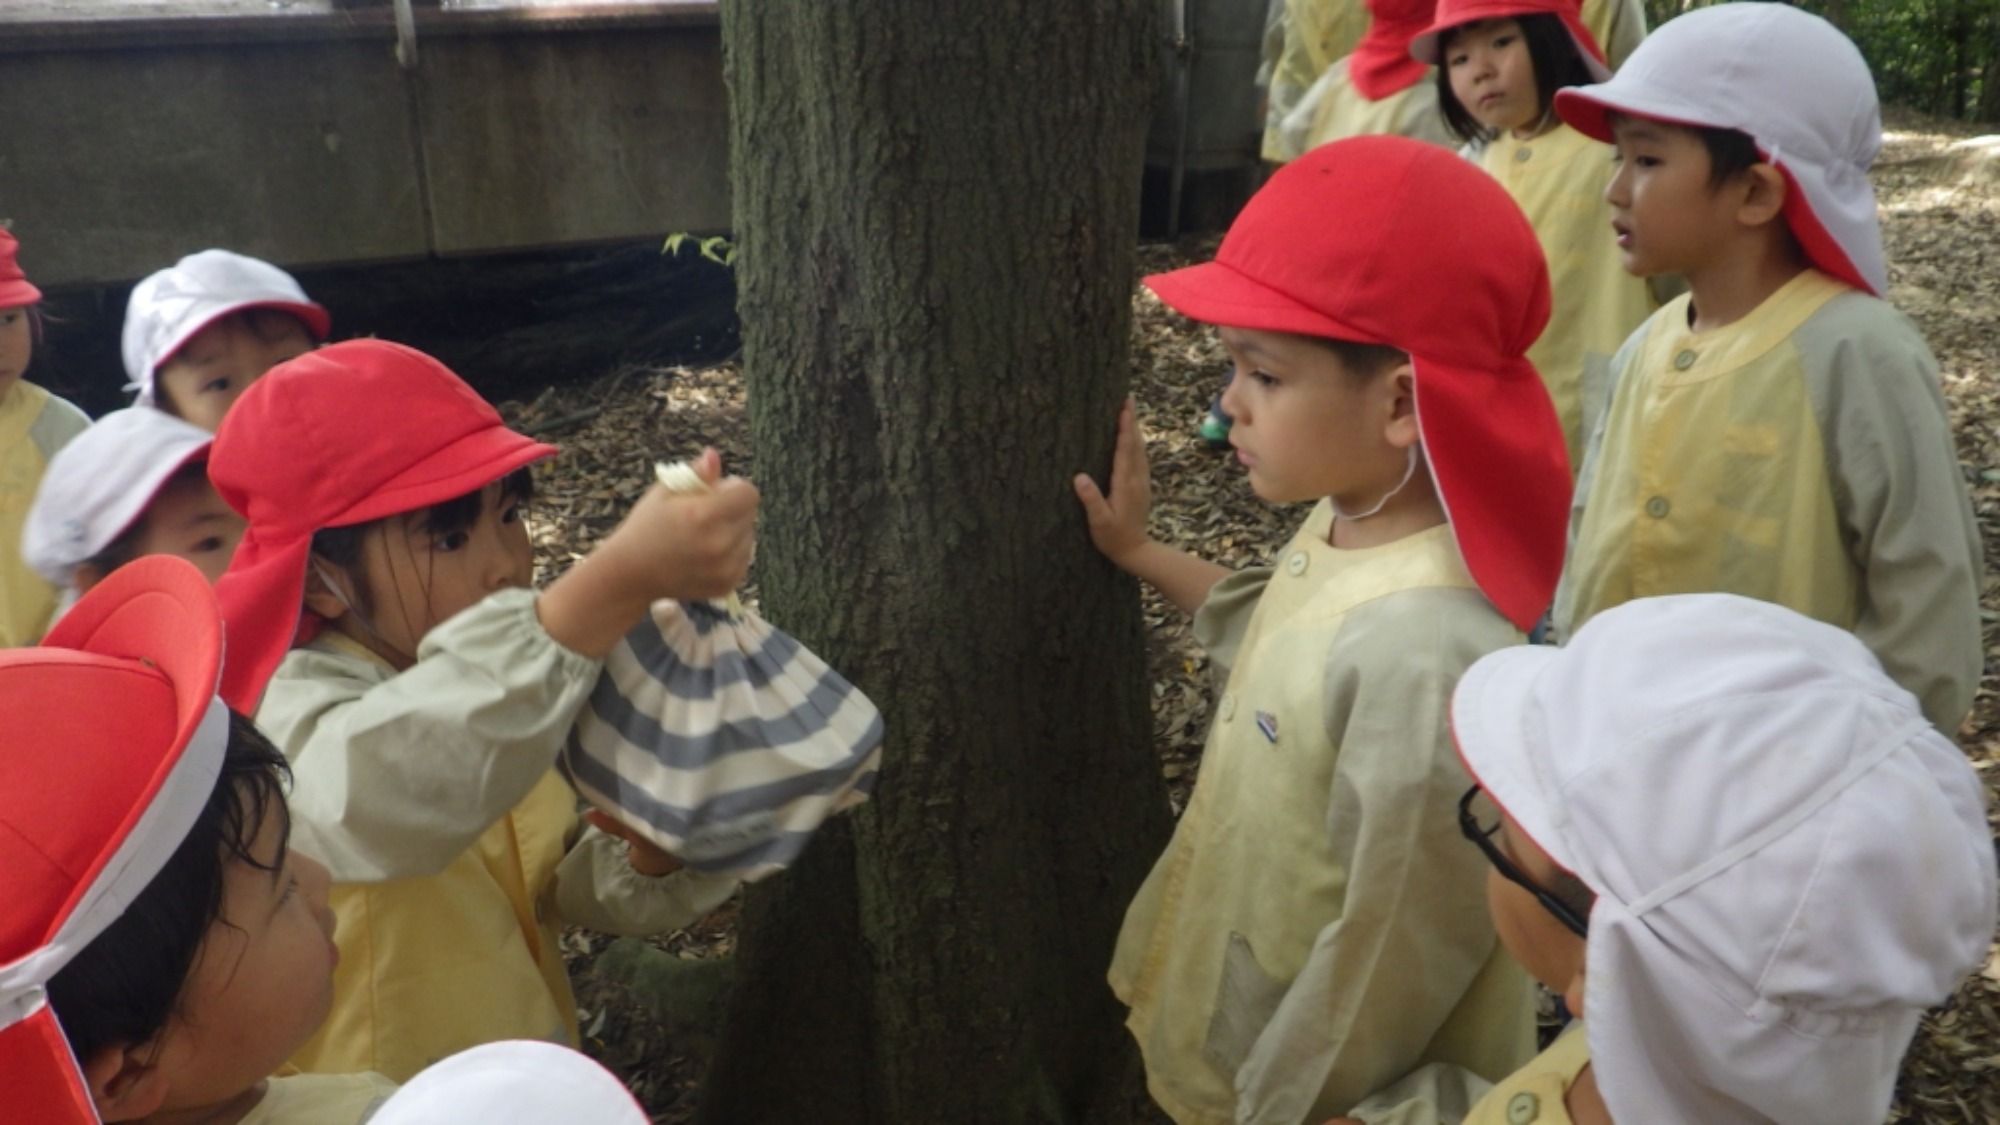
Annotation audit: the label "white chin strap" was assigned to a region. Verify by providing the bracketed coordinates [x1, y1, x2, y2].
[1331, 445, 1420, 521]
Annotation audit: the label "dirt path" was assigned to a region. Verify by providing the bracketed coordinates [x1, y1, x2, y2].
[529, 109, 2000, 1121]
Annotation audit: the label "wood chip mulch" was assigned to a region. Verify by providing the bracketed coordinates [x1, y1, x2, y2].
[516, 108, 2000, 1122]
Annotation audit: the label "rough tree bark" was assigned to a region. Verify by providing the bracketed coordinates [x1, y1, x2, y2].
[697, 2, 1173, 1124]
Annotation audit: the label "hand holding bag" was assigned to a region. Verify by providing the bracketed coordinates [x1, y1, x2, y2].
[561, 461, 885, 881]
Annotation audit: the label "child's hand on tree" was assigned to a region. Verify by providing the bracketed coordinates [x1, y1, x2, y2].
[1073, 398, 1155, 569]
[585, 809, 684, 877]
[537, 446, 760, 658]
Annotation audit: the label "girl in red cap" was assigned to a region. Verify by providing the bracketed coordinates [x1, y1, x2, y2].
[1410, 0, 1660, 469]
[208, 339, 758, 1082]
[1074, 136, 1569, 1125]
[0, 227, 91, 647]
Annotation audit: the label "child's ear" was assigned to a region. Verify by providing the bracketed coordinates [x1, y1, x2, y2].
[80, 1040, 175, 1122]
[1736, 163, 1790, 229]
[303, 557, 352, 621]
[1384, 363, 1421, 448]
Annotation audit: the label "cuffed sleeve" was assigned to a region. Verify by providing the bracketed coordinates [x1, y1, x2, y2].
[552, 825, 740, 936]
[258, 588, 604, 882]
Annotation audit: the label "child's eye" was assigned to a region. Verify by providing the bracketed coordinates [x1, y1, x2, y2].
[191, 536, 225, 554]
[279, 875, 300, 902]
[500, 502, 523, 525]
[0, 312, 19, 327]
[435, 530, 471, 553]
[202, 377, 232, 395]
[1447, 51, 1469, 67]
[1251, 370, 1279, 388]
[1494, 34, 1516, 48]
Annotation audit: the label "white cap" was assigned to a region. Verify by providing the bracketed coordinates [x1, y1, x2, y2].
[22, 408, 215, 587]
[1553, 3, 1887, 295]
[121, 250, 330, 405]
[1452, 594, 1997, 1125]
[368, 1041, 650, 1125]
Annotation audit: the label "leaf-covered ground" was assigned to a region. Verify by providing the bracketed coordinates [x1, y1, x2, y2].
[522, 108, 2000, 1121]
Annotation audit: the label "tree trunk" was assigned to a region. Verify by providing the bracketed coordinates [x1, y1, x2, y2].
[698, 3, 1174, 1123]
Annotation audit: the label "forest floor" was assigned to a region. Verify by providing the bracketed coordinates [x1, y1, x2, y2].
[525, 107, 2000, 1122]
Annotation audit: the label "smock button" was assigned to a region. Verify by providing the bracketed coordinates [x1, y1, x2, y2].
[1645, 495, 1671, 519]
[1673, 348, 1698, 371]
[1513, 146, 1533, 163]
[1219, 694, 1237, 721]
[1287, 551, 1309, 576]
[1506, 1092, 1540, 1123]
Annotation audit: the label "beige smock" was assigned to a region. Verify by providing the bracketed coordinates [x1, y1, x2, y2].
[239, 1072, 400, 1125]
[1283, 57, 1454, 162]
[259, 589, 739, 1081]
[0, 381, 87, 646]
[1109, 508, 1537, 1125]
[1346, 1024, 1592, 1125]
[1478, 124, 1656, 467]
[1554, 270, 1984, 736]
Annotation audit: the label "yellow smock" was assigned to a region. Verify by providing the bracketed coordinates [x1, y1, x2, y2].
[1110, 508, 1537, 1125]
[1263, 0, 1371, 161]
[1345, 1025, 1592, 1125]
[1478, 124, 1656, 466]
[0, 381, 87, 646]
[1555, 270, 1984, 736]
[239, 1072, 400, 1125]
[1583, 0, 1646, 70]
[1284, 57, 1454, 161]
[261, 589, 739, 1081]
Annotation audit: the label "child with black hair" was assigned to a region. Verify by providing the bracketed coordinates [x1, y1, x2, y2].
[0, 557, 392, 1124]
[1411, 0, 1658, 467]
[23, 408, 244, 618]
[208, 339, 759, 1080]
[0, 227, 91, 646]
[1547, 3, 1984, 737]
[1076, 136, 1571, 1125]
[122, 250, 329, 433]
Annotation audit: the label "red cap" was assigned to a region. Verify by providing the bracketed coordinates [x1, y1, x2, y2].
[1410, 0, 1609, 83]
[1351, 0, 1439, 100]
[210, 340, 556, 712]
[0, 229, 43, 308]
[0, 557, 229, 1125]
[1144, 136, 1570, 632]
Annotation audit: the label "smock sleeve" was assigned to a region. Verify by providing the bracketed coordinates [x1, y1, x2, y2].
[1192, 566, 1272, 678]
[257, 587, 604, 883]
[552, 825, 741, 936]
[1234, 589, 1523, 1123]
[1804, 304, 1985, 736]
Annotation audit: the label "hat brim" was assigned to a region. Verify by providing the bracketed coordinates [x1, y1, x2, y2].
[1143, 261, 1394, 347]
[1410, 8, 1611, 83]
[1449, 640, 1579, 875]
[46, 554, 225, 756]
[0, 280, 42, 308]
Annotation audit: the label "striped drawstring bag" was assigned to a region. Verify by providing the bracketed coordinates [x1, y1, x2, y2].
[560, 463, 885, 881]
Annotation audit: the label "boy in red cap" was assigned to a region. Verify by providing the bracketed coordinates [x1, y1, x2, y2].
[1073, 135, 1571, 1124]
[0, 556, 394, 1124]
[1546, 4, 1982, 737]
[0, 227, 91, 646]
[209, 340, 757, 1081]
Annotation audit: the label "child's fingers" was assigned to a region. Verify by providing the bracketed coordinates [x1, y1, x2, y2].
[693, 446, 723, 485]
[1073, 473, 1111, 524]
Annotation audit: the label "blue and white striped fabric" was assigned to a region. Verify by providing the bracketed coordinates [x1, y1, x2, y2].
[562, 599, 884, 881]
